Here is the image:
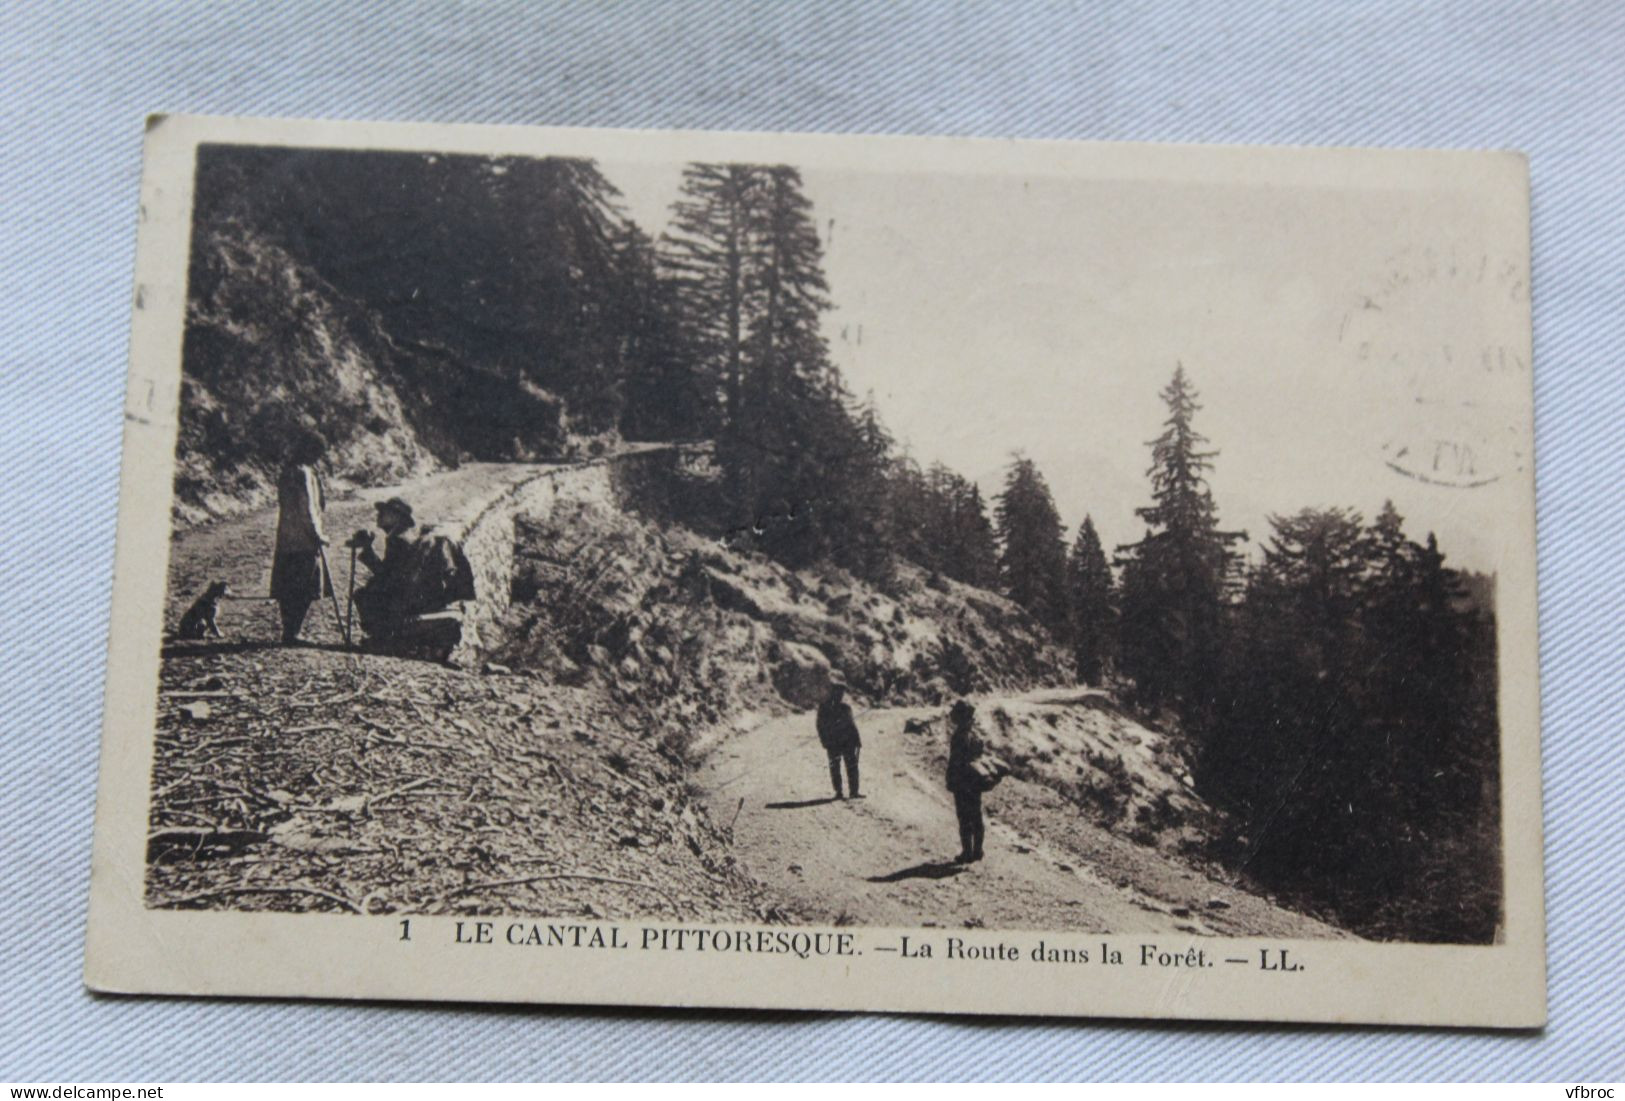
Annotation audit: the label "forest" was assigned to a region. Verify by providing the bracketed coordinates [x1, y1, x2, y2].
[180, 145, 1502, 942]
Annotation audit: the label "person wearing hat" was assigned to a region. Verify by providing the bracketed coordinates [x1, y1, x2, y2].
[815, 681, 863, 800]
[945, 699, 987, 862]
[348, 496, 419, 638]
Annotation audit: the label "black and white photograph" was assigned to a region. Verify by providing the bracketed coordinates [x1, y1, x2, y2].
[86, 115, 1542, 1026]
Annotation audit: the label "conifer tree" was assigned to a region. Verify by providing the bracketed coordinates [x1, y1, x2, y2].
[994, 455, 1070, 636]
[885, 457, 934, 571]
[745, 167, 831, 379]
[615, 223, 702, 440]
[661, 163, 765, 430]
[880, 459, 1000, 588]
[1255, 507, 1368, 648]
[1066, 516, 1115, 684]
[1202, 509, 1373, 891]
[1117, 365, 1244, 722]
[945, 474, 1000, 589]
[662, 163, 890, 575]
[730, 166, 839, 526]
[817, 390, 897, 581]
[489, 155, 635, 433]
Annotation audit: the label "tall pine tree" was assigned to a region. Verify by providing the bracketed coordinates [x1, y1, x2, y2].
[1066, 516, 1115, 685]
[730, 166, 839, 545]
[1116, 365, 1245, 725]
[615, 223, 703, 441]
[661, 163, 764, 432]
[815, 389, 896, 581]
[994, 455, 1070, 636]
[661, 163, 892, 577]
[952, 481, 1001, 589]
[939, 469, 1000, 588]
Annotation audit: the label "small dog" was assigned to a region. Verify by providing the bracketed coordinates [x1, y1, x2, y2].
[174, 580, 232, 640]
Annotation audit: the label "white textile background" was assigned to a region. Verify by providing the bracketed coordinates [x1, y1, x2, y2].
[2, 0, 1622, 1081]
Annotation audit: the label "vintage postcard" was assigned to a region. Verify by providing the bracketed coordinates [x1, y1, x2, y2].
[86, 114, 1543, 1027]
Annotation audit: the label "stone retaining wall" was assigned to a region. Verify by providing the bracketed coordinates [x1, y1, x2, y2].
[435, 446, 685, 664]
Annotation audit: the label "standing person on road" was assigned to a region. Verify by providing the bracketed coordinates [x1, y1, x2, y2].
[945, 698, 988, 862]
[270, 451, 329, 645]
[816, 682, 862, 800]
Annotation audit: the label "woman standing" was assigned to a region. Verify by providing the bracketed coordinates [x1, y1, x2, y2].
[945, 699, 987, 863]
[270, 454, 329, 644]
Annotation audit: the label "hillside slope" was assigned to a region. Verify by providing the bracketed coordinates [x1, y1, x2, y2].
[174, 221, 450, 527]
[489, 494, 1077, 755]
[147, 649, 774, 922]
[174, 215, 589, 529]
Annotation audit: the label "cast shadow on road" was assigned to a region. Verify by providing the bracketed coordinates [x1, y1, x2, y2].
[867, 860, 966, 884]
[764, 797, 841, 810]
[160, 639, 353, 660]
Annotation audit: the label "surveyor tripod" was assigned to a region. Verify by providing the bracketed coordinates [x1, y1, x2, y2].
[344, 543, 358, 646]
[315, 543, 353, 647]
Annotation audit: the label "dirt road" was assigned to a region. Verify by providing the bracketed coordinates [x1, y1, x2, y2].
[699, 694, 1350, 937]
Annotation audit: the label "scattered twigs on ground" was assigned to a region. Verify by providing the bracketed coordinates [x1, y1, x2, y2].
[357, 713, 465, 753]
[166, 790, 249, 810]
[435, 873, 685, 916]
[366, 777, 436, 808]
[151, 809, 222, 831]
[188, 737, 248, 756]
[148, 610, 752, 923]
[600, 760, 650, 793]
[155, 883, 363, 913]
[152, 776, 199, 800]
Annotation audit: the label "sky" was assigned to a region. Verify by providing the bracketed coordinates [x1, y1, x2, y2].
[605, 152, 1530, 576]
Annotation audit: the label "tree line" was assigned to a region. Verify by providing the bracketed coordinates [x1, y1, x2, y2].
[1000, 364, 1501, 943]
[190, 148, 1013, 585]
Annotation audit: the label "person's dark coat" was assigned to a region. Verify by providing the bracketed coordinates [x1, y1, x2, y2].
[354, 527, 476, 639]
[270, 464, 330, 604]
[354, 532, 419, 634]
[946, 724, 986, 794]
[816, 696, 862, 754]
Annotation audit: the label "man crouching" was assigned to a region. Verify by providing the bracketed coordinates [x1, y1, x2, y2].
[348, 496, 474, 663]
